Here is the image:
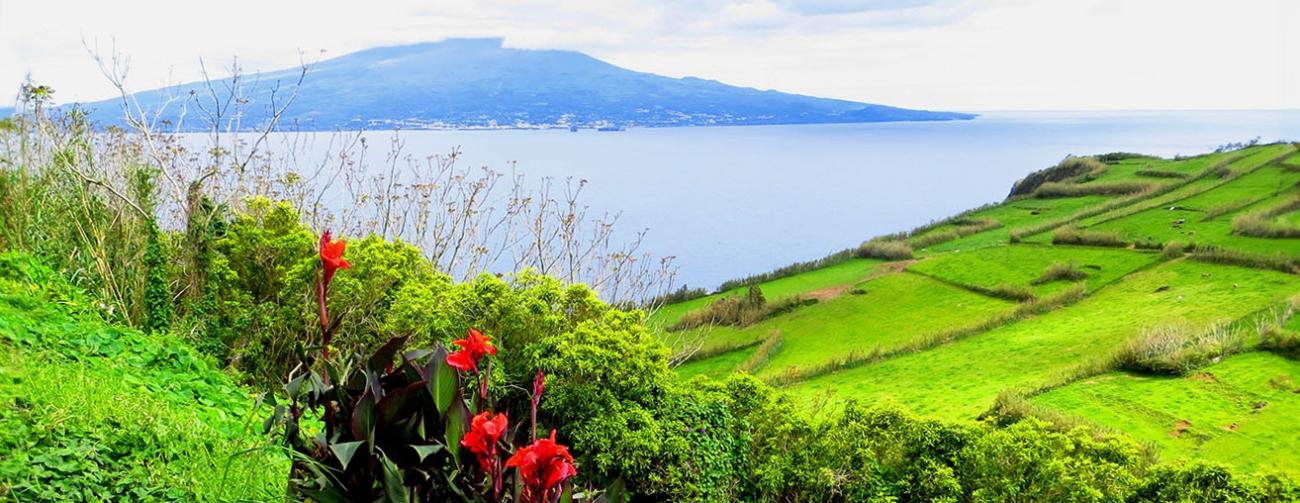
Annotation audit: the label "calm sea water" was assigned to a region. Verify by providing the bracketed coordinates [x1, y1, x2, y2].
[313, 110, 1300, 291]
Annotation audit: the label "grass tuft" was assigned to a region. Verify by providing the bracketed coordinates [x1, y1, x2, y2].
[1114, 322, 1245, 376]
[1031, 261, 1088, 285]
[856, 239, 913, 261]
[1052, 226, 1129, 248]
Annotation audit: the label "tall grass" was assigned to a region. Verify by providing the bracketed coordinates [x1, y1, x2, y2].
[1008, 156, 1109, 197]
[713, 248, 857, 294]
[1051, 226, 1128, 248]
[1230, 197, 1300, 238]
[673, 337, 763, 365]
[1114, 322, 1245, 376]
[1188, 246, 1300, 274]
[1010, 149, 1265, 242]
[1134, 169, 1189, 179]
[669, 288, 816, 332]
[907, 218, 1002, 249]
[1032, 180, 1155, 199]
[1031, 261, 1088, 285]
[1258, 301, 1300, 359]
[736, 330, 782, 374]
[1201, 197, 1265, 221]
[767, 284, 1086, 386]
[856, 239, 913, 261]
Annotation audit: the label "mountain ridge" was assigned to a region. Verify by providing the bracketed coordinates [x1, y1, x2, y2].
[68, 37, 974, 131]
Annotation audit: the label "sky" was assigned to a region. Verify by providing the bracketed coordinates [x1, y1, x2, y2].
[1, 0, 1296, 111]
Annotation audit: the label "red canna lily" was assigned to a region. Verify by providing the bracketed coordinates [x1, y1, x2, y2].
[461, 411, 509, 472]
[506, 429, 577, 503]
[446, 328, 497, 374]
[318, 230, 351, 290]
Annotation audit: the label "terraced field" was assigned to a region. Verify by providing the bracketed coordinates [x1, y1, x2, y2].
[661, 143, 1300, 474]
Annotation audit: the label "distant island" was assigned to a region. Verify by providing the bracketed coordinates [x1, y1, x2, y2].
[58, 38, 973, 131]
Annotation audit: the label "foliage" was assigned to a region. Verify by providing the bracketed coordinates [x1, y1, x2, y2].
[0, 252, 285, 502]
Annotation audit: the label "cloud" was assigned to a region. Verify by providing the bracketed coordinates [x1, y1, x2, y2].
[0, 0, 1294, 110]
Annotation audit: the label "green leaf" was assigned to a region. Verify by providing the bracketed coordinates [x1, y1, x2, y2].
[350, 385, 376, 441]
[379, 451, 410, 503]
[285, 372, 307, 398]
[426, 344, 458, 416]
[410, 444, 443, 462]
[445, 399, 470, 459]
[329, 440, 366, 470]
[295, 486, 351, 503]
[605, 477, 627, 503]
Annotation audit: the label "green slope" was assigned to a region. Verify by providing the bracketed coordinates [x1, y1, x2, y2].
[663, 143, 1300, 477]
[0, 255, 285, 501]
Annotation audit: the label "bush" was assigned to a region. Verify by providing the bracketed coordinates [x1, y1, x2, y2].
[1115, 323, 1244, 376]
[856, 239, 913, 260]
[1130, 463, 1289, 503]
[1031, 261, 1088, 285]
[1052, 226, 1129, 248]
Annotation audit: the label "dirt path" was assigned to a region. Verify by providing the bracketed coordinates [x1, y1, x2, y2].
[804, 259, 917, 302]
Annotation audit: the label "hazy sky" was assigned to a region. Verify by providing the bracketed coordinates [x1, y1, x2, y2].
[2, 0, 1296, 110]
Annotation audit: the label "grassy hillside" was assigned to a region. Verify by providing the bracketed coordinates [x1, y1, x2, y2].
[663, 142, 1300, 475]
[0, 254, 285, 501]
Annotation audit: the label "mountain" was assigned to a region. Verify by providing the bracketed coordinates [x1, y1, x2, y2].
[75, 38, 973, 130]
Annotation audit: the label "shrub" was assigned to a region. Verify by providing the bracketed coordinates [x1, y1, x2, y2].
[1115, 323, 1244, 376]
[1130, 463, 1286, 503]
[856, 239, 913, 260]
[1031, 261, 1088, 285]
[1052, 226, 1128, 248]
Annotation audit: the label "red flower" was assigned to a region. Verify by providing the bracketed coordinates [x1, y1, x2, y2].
[446, 328, 497, 374]
[461, 411, 508, 472]
[506, 429, 577, 503]
[318, 230, 351, 289]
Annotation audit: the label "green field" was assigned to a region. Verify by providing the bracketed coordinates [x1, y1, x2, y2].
[665, 143, 1300, 477]
[786, 260, 1297, 419]
[1033, 351, 1300, 475]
